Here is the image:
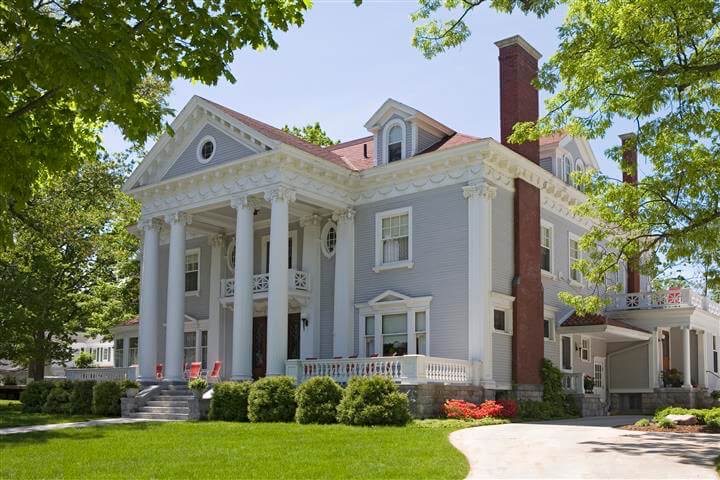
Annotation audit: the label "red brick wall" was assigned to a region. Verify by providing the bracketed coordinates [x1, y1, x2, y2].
[621, 134, 641, 293]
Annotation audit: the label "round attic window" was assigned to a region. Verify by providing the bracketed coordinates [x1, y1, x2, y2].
[321, 221, 337, 258]
[196, 135, 216, 164]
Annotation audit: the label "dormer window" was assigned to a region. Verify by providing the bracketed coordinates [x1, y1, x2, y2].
[383, 119, 406, 163]
[563, 155, 573, 184]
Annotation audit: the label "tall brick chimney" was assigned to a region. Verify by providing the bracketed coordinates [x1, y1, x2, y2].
[496, 35, 545, 393]
[620, 133, 641, 293]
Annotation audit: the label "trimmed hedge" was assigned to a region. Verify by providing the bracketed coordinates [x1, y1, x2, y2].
[295, 376, 343, 424]
[337, 376, 410, 426]
[69, 381, 96, 414]
[92, 381, 123, 416]
[19, 381, 53, 413]
[209, 381, 252, 422]
[43, 385, 72, 414]
[248, 376, 296, 423]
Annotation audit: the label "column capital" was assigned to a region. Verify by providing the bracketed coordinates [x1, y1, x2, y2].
[463, 181, 497, 201]
[264, 186, 296, 204]
[299, 214, 322, 228]
[164, 211, 192, 226]
[332, 208, 356, 223]
[208, 234, 224, 248]
[230, 195, 260, 211]
[138, 217, 163, 232]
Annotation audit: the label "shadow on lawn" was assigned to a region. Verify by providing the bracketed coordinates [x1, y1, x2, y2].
[0, 422, 158, 448]
[579, 432, 720, 468]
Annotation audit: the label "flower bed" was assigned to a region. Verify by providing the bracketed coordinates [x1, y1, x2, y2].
[442, 399, 518, 420]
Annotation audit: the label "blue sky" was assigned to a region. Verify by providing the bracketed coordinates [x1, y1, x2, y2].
[103, 1, 637, 178]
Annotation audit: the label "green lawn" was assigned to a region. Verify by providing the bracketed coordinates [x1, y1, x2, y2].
[0, 400, 99, 428]
[0, 419, 502, 479]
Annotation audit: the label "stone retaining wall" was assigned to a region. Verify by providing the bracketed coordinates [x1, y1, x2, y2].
[399, 384, 491, 418]
[610, 388, 716, 414]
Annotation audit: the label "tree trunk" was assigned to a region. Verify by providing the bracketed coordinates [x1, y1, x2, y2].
[29, 358, 45, 381]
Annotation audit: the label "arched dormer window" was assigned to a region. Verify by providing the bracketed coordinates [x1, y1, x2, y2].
[563, 155, 573, 185]
[574, 159, 585, 190]
[384, 119, 406, 163]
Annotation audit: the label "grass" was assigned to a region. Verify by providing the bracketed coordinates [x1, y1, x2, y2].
[0, 419, 491, 479]
[0, 400, 99, 428]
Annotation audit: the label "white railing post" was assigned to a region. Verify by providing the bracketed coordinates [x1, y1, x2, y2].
[285, 359, 302, 384]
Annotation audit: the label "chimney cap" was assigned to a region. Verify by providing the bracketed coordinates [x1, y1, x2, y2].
[619, 132, 637, 141]
[495, 35, 542, 60]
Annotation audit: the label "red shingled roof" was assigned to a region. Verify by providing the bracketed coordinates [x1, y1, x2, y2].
[120, 315, 139, 326]
[327, 136, 375, 171]
[561, 313, 649, 333]
[420, 133, 481, 154]
[539, 132, 566, 146]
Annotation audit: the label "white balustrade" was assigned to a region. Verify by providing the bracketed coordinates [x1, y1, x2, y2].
[607, 288, 720, 317]
[221, 269, 309, 298]
[561, 372, 584, 394]
[286, 355, 475, 385]
[65, 367, 136, 381]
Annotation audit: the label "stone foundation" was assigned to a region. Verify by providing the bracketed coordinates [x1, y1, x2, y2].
[567, 394, 607, 417]
[513, 384, 543, 402]
[610, 388, 715, 414]
[399, 384, 491, 418]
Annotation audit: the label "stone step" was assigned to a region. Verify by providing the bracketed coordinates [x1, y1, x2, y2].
[146, 400, 191, 407]
[130, 411, 189, 421]
[142, 406, 190, 414]
[158, 389, 193, 396]
[155, 395, 194, 401]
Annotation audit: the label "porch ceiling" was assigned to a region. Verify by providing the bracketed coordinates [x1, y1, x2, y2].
[557, 324, 651, 342]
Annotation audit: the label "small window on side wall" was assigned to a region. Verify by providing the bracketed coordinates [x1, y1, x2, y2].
[543, 318, 554, 340]
[493, 309, 506, 332]
[561, 335, 572, 370]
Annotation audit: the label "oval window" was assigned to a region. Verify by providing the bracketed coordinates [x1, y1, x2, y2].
[196, 135, 216, 164]
[321, 222, 337, 258]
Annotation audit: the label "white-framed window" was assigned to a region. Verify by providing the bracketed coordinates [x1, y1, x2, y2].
[128, 337, 138, 366]
[544, 317, 555, 341]
[560, 335, 572, 371]
[713, 335, 718, 373]
[383, 119, 406, 163]
[321, 221, 337, 258]
[580, 336, 591, 362]
[574, 159, 585, 191]
[357, 290, 431, 357]
[541, 220, 554, 274]
[184, 331, 197, 365]
[114, 339, 124, 368]
[493, 310, 507, 332]
[196, 135, 216, 164]
[491, 292, 514, 335]
[593, 359, 603, 390]
[563, 155, 573, 184]
[261, 231, 298, 273]
[185, 248, 200, 295]
[568, 233, 582, 285]
[374, 207, 413, 272]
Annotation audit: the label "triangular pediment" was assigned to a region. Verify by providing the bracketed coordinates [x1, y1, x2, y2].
[368, 290, 412, 305]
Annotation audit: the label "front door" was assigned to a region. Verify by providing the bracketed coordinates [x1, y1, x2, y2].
[593, 357, 606, 402]
[252, 314, 302, 379]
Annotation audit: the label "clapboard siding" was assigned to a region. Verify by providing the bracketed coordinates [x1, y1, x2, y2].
[492, 332, 513, 386]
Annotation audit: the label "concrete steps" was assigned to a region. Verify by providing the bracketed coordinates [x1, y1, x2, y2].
[129, 411, 190, 420]
[130, 386, 195, 421]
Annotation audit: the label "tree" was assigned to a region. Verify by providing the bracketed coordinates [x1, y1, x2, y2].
[0, 155, 139, 380]
[282, 122, 340, 147]
[411, 0, 720, 312]
[1, 0, 312, 244]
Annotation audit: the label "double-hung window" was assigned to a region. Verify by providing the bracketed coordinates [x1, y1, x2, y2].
[561, 335, 572, 371]
[128, 337, 138, 366]
[543, 317, 554, 341]
[713, 335, 718, 373]
[114, 339, 124, 367]
[382, 314, 408, 356]
[580, 336, 591, 362]
[185, 249, 200, 294]
[184, 332, 197, 365]
[415, 311, 427, 355]
[541, 221, 553, 273]
[387, 125, 403, 162]
[569, 234, 582, 284]
[364, 316, 376, 357]
[375, 208, 412, 271]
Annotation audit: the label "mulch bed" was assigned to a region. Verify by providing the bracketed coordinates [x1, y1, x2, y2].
[620, 424, 720, 434]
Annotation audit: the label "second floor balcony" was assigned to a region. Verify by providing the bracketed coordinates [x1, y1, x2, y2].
[220, 269, 309, 300]
[606, 288, 720, 317]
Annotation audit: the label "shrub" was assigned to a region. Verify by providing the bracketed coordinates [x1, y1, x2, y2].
[442, 399, 518, 420]
[248, 376, 296, 423]
[657, 417, 674, 428]
[711, 390, 720, 400]
[74, 351, 94, 369]
[634, 418, 650, 427]
[653, 406, 720, 425]
[120, 379, 140, 391]
[497, 399, 519, 418]
[188, 377, 208, 395]
[92, 381, 122, 416]
[69, 381, 96, 414]
[661, 368, 683, 387]
[541, 359, 564, 404]
[209, 381, 253, 422]
[337, 376, 411, 426]
[518, 400, 567, 420]
[20, 381, 53, 413]
[295, 376, 343, 424]
[43, 385, 72, 414]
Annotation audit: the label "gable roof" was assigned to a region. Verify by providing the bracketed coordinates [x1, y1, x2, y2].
[561, 312, 649, 333]
[364, 98, 455, 137]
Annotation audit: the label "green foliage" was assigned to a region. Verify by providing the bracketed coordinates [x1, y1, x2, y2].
[69, 381, 96, 415]
[540, 359, 564, 404]
[248, 376, 297, 423]
[19, 381, 53, 413]
[336, 376, 411, 426]
[92, 381, 122, 417]
[209, 381, 253, 422]
[518, 359, 578, 420]
[282, 123, 339, 147]
[188, 378, 208, 393]
[518, 400, 567, 420]
[1, 375, 17, 386]
[654, 406, 720, 425]
[0, 0, 315, 244]
[43, 385, 72, 414]
[120, 379, 140, 391]
[634, 418, 650, 427]
[295, 376, 343, 424]
[74, 351, 94, 369]
[0, 155, 140, 379]
[711, 390, 720, 400]
[657, 417, 675, 429]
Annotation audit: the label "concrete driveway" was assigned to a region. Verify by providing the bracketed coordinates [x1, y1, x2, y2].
[450, 416, 719, 479]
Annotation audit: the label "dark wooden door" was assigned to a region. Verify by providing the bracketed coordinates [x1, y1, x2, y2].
[252, 317, 267, 379]
[287, 313, 301, 360]
[662, 331, 670, 371]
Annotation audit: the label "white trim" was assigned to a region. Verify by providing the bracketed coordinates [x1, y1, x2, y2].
[568, 232, 583, 286]
[580, 335, 591, 362]
[184, 248, 201, 296]
[382, 118, 407, 163]
[560, 334, 573, 372]
[491, 292, 514, 335]
[540, 219, 554, 275]
[320, 221, 337, 259]
[543, 307, 556, 341]
[261, 230, 298, 273]
[374, 206, 413, 272]
[226, 239, 235, 272]
[196, 135, 216, 164]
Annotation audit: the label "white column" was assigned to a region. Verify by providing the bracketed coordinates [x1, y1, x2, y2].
[265, 187, 295, 375]
[300, 214, 322, 359]
[697, 330, 706, 388]
[230, 196, 256, 380]
[464, 181, 497, 386]
[682, 326, 692, 388]
[648, 327, 660, 389]
[333, 208, 355, 358]
[163, 212, 191, 383]
[137, 218, 163, 382]
[206, 234, 224, 374]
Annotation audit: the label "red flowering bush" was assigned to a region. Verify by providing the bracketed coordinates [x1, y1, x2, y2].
[442, 399, 518, 419]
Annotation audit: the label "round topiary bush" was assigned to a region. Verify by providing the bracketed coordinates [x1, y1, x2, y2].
[337, 376, 411, 426]
[247, 376, 296, 423]
[295, 376, 343, 424]
[43, 385, 72, 414]
[92, 381, 123, 416]
[19, 381, 53, 413]
[209, 381, 253, 421]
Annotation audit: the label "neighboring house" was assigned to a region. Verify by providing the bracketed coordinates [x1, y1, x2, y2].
[113, 34, 720, 414]
[68, 334, 116, 368]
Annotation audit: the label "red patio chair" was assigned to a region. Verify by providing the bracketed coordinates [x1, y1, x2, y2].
[204, 361, 222, 383]
[188, 362, 202, 380]
[155, 363, 164, 379]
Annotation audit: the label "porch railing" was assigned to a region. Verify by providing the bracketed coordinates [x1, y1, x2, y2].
[606, 288, 720, 317]
[561, 372, 584, 394]
[221, 269, 309, 298]
[286, 355, 476, 385]
[65, 367, 136, 381]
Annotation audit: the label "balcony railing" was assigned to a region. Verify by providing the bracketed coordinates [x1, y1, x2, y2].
[606, 288, 720, 317]
[561, 372, 584, 395]
[285, 355, 477, 385]
[65, 367, 137, 381]
[221, 269, 309, 298]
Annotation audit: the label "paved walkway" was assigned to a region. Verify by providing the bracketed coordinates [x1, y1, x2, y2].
[450, 416, 719, 479]
[0, 417, 173, 436]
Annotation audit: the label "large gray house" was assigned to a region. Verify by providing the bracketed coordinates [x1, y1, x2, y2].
[106, 35, 719, 418]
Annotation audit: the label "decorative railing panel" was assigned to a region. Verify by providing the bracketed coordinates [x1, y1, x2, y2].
[561, 372, 584, 394]
[65, 367, 136, 381]
[221, 269, 309, 298]
[606, 288, 720, 317]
